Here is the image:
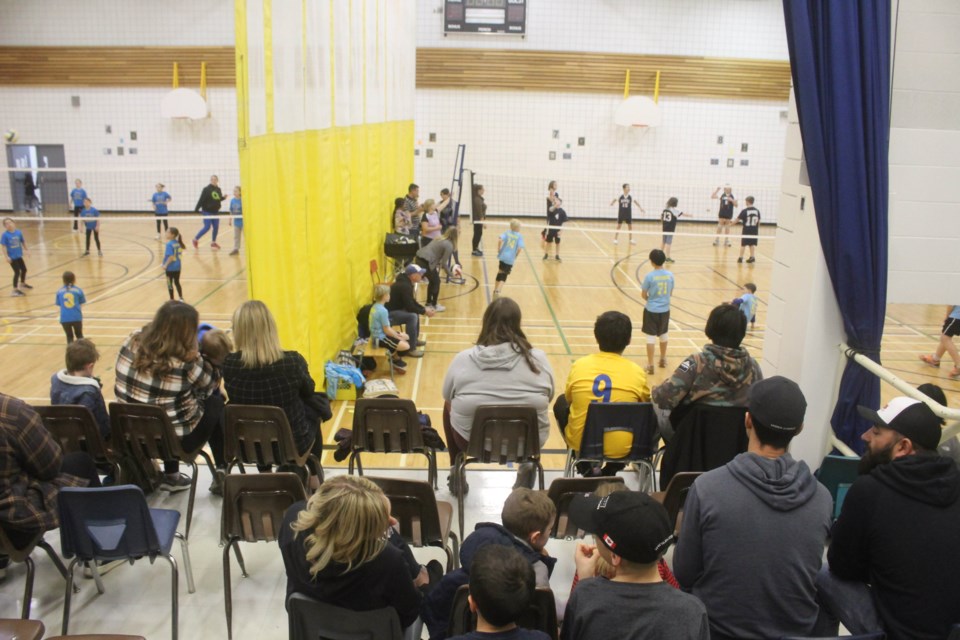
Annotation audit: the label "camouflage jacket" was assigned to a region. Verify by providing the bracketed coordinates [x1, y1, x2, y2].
[652, 343, 763, 411]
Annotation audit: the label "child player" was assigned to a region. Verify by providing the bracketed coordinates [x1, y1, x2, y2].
[641, 249, 674, 375]
[736, 196, 760, 263]
[610, 183, 645, 245]
[660, 197, 688, 263]
[56, 271, 87, 344]
[151, 183, 171, 239]
[70, 179, 87, 232]
[920, 305, 960, 379]
[369, 284, 411, 373]
[162, 227, 186, 301]
[543, 180, 564, 261]
[80, 197, 102, 257]
[731, 283, 758, 332]
[1, 217, 31, 296]
[229, 186, 243, 255]
[711, 184, 737, 247]
[495, 219, 525, 298]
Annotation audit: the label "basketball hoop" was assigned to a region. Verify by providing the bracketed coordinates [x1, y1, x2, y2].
[614, 96, 661, 128]
[161, 88, 208, 120]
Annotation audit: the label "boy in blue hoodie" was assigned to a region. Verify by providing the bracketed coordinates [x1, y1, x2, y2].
[422, 488, 557, 639]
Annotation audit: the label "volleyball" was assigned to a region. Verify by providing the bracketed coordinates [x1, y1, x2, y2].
[3, 129, 17, 143]
[452, 264, 463, 278]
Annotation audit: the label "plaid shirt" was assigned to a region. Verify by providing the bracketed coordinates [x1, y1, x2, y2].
[221, 351, 317, 452]
[0, 394, 86, 533]
[114, 331, 220, 430]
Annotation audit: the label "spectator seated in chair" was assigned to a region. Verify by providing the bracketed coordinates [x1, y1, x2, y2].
[50, 338, 110, 439]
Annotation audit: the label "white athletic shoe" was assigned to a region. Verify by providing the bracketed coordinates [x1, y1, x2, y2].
[630, 239, 637, 245]
[613, 238, 619, 245]
[433, 304, 447, 313]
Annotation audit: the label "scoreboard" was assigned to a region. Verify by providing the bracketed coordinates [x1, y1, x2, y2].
[444, 0, 527, 35]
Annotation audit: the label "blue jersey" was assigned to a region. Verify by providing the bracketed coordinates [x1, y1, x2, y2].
[230, 197, 243, 229]
[734, 293, 758, 322]
[642, 268, 674, 313]
[56, 285, 86, 323]
[369, 303, 390, 341]
[1, 229, 25, 260]
[152, 191, 171, 214]
[497, 230, 525, 265]
[164, 239, 183, 272]
[80, 207, 100, 230]
[70, 188, 87, 208]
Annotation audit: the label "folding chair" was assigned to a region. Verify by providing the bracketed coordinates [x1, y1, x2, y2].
[221, 473, 305, 640]
[34, 404, 121, 481]
[350, 399, 438, 489]
[108, 402, 214, 593]
[58, 486, 184, 640]
[368, 476, 459, 570]
[564, 402, 659, 491]
[453, 406, 544, 540]
[815, 454, 860, 519]
[546, 476, 625, 540]
[0, 527, 74, 619]
[448, 584, 558, 640]
[223, 405, 323, 485]
[287, 592, 403, 640]
[650, 471, 702, 533]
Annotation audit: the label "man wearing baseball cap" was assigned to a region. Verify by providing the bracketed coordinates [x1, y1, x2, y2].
[818, 396, 960, 640]
[673, 376, 833, 640]
[561, 491, 708, 640]
[386, 263, 434, 358]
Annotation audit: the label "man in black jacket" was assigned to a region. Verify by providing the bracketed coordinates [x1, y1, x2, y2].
[386, 264, 432, 358]
[818, 395, 960, 640]
[192, 175, 224, 249]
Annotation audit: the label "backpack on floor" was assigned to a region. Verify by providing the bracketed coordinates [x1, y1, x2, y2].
[357, 303, 373, 339]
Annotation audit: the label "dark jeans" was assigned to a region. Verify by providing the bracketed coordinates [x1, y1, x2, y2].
[442, 402, 470, 466]
[389, 309, 420, 347]
[415, 258, 441, 307]
[815, 564, 881, 636]
[156, 215, 169, 233]
[85, 228, 101, 251]
[62, 321, 84, 343]
[165, 394, 225, 474]
[73, 205, 82, 230]
[9, 258, 26, 287]
[472, 222, 483, 251]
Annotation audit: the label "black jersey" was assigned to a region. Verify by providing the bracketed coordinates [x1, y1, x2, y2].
[738, 207, 760, 233]
[618, 194, 632, 217]
[661, 207, 682, 232]
[718, 192, 736, 218]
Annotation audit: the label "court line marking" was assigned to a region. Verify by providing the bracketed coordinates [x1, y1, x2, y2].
[522, 250, 572, 356]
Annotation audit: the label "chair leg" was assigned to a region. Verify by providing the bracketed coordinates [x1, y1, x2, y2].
[536, 461, 545, 490]
[223, 541, 233, 640]
[449, 530, 460, 570]
[457, 457, 468, 541]
[21, 555, 34, 619]
[89, 560, 106, 595]
[347, 450, 356, 476]
[38, 538, 72, 582]
[162, 554, 180, 640]
[198, 449, 217, 477]
[176, 531, 195, 594]
[184, 460, 199, 540]
[425, 450, 438, 490]
[307, 454, 324, 484]
[62, 558, 79, 634]
[233, 540, 248, 577]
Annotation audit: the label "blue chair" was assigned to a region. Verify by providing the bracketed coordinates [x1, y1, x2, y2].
[815, 454, 860, 518]
[57, 486, 185, 640]
[564, 402, 659, 491]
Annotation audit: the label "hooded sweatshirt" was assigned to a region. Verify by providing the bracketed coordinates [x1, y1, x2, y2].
[50, 370, 110, 439]
[673, 452, 832, 640]
[828, 455, 960, 640]
[442, 343, 554, 444]
[651, 343, 762, 412]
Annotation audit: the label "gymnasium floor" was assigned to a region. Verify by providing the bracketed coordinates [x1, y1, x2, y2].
[0, 215, 956, 637]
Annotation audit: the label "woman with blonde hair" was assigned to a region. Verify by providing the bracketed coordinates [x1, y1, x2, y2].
[114, 300, 224, 492]
[279, 475, 428, 629]
[222, 300, 331, 459]
[442, 296, 555, 492]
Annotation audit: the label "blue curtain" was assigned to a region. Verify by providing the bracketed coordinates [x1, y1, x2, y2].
[782, 1, 890, 453]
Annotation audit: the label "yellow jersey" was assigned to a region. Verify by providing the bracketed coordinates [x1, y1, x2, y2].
[563, 351, 651, 457]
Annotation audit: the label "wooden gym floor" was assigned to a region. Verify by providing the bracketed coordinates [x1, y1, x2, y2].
[0, 216, 955, 471]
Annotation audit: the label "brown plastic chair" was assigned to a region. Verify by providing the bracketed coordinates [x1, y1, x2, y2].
[454, 405, 544, 539]
[221, 473, 305, 640]
[108, 402, 214, 594]
[546, 477, 625, 540]
[223, 405, 323, 485]
[650, 471, 702, 533]
[0, 527, 74, 619]
[0, 618, 44, 640]
[46, 636, 146, 640]
[349, 399, 438, 489]
[367, 476, 459, 571]
[448, 584, 558, 640]
[34, 405, 121, 481]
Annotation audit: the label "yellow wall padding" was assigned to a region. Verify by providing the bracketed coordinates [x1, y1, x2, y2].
[239, 122, 413, 382]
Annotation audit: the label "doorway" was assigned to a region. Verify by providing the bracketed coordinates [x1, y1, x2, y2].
[5, 144, 68, 214]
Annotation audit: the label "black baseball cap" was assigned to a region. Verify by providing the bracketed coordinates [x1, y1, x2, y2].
[749, 376, 807, 432]
[568, 491, 674, 564]
[857, 397, 942, 451]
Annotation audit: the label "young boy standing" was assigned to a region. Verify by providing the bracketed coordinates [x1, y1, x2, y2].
[562, 491, 709, 640]
[610, 184, 644, 245]
[1, 217, 30, 296]
[641, 249, 675, 375]
[495, 219, 525, 297]
[56, 271, 86, 344]
[731, 283, 758, 331]
[736, 196, 761, 263]
[660, 197, 686, 263]
[448, 545, 550, 640]
[369, 284, 411, 373]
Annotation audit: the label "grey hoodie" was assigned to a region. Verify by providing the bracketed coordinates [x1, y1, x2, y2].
[442, 342, 554, 444]
[673, 452, 832, 640]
